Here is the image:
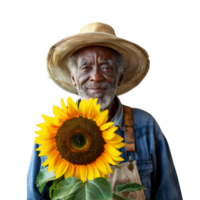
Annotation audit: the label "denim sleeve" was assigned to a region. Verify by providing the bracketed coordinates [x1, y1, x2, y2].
[152, 133, 183, 200]
[27, 143, 51, 200]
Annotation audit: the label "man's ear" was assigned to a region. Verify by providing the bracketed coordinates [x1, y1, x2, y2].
[118, 74, 124, 86]
[71, 75, 76, 86]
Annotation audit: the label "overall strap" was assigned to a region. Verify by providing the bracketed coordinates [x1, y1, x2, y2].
[123, 105, 135, 152]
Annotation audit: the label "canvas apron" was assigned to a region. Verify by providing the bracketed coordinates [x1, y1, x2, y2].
[108, 105, 146, 200]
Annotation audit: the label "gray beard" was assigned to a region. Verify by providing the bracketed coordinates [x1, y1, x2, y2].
[77, 82, 117, 110]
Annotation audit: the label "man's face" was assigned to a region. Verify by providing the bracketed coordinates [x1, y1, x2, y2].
[72, 46, 120, 110]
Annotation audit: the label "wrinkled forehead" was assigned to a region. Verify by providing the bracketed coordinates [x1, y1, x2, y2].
[77, 46, 116, 61]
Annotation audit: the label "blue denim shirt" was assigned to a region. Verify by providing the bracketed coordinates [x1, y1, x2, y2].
[27, 97, 183, 200]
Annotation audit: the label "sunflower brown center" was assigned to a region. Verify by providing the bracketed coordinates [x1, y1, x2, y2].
[56, 117, 105, 165]
[70, 133, 88, 150]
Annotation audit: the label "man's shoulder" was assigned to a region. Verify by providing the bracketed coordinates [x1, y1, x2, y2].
[126, 106, 158, 126]
[125, 106, 156, 119]
[132, 107, 165, 138]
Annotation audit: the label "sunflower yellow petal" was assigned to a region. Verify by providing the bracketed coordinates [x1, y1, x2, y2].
[110, 142, 126, 149]
[47, 151, 60, 172]
[37, 123, 59, 134]
[48, 149, 59, 158]
[38, 151, 47, 157]
[110, 154, 124, 162]
[104, 149, 124, 162]
[42, 114, 63, 127]
[38, 148, 55, 157]
[104, 144, 122, 156]
[56, 159, 67, 179]
[35, 137, 55, 144]
[87, 164, 94, 180]
[35, 137, 56, 145]
[95, 157, 108, 175]
[99, 156, 113, 173]
[34, 122, 44, 128]
[79, 99, 86, 118]
[40, 113, 52, 123]
[102, 131, 116, 140]
[88, 98, 98, 119]
[48, 126, 59, 134]
[85, 98, 93, 119]
[101, 152, 118, 165]
[93, 104, 101, 121]
[105, 134, 124, 143]
[107, 126, 119, 133]
[48, 162, 55, 173]
[67, 97, 79, 118]
[105, 174, 109, 179]
[99, 171, 104, 177]
[99, 170, 105, 178]
[75, 165, 81, 179]
[55, 161, 65, 178]
[58, 97, 73, 121]
[36, 143, 56, 151]
[42, 157, 50, 167]
[71, 163, 76, 177]
[92, 98, 100, 118]
[52, 105, 61, 118]
[35, 139, 56, 147]
[92, 98, 98, 107]
[62, 161, 70, 175]
[100, 122, 114, 131]
[53, 155, 62, 174]
[36, 135, 55, 143]
[53, 106, 68, 121]
[64, 163, 75, 179]
[36, 124, 55, 136]
[96, 110, 108, 127]
[88, 103, 95, 119]
[32, 130, 56, 138]
[73, 165, 77, 177]
[52, 117, 63, 127]
[36, 123, 58, 136]
[80, 165, 87, 183]
[61, 98, 67, 112]
[34, 137, 43, 145]
[37, 143, 57, 152]
[90, 163, 100, 178]
[40, 113, 60, 126]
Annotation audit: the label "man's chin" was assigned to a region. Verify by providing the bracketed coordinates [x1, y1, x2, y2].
[86, 92, 104, 99]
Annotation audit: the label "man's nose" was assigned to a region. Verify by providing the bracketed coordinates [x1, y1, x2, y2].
[89, 67, 103, 82]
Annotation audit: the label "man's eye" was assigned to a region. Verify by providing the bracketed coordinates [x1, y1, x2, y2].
[82, 67, 111, 70]
[82, 67, 89, 69]
[102, 64, 108, 68]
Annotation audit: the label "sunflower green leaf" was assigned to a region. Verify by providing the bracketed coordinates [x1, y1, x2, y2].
[35, 168, 56, 193]
[49, 176, 64, 198]
[52, 177, 112, 200]
[116, 182, 146, 194]
[112, 193, 136, 200]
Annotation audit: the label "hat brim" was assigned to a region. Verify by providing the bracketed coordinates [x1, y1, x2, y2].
[47, 32, 150, 95]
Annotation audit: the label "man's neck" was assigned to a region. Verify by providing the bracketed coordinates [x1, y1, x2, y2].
[104, 97, 119, 122]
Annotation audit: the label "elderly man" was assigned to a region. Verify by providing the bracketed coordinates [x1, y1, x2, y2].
[71, 46, 123, 121]
[27, 22, 182, 200]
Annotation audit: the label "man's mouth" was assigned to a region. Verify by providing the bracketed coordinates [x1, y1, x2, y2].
[87, 87, 105, 93]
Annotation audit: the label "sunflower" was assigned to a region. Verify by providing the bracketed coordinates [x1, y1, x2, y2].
[35, 97, 125, 182]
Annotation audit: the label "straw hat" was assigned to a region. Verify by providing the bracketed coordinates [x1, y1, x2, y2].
[47, 22, 150, 95]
